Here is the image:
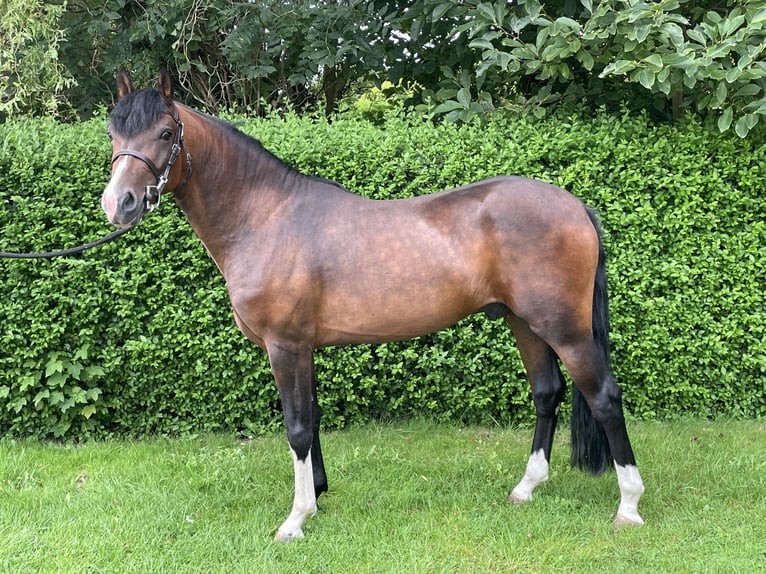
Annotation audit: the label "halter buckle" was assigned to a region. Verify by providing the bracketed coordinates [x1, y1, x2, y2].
[145, 181, 163, 213]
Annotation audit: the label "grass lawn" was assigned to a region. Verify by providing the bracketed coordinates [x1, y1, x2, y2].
[1, 419, 764, 573]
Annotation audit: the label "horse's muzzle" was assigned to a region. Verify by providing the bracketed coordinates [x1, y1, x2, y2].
[101, 186, 145, 228]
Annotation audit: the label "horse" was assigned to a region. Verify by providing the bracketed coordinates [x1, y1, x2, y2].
[101, 70, 644, 541]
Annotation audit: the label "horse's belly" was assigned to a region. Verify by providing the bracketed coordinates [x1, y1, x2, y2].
[315, 275, 484, 346]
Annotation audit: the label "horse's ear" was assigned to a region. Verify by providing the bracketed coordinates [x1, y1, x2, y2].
[157, 68, 173, 101]
[116, 70, 134, 99]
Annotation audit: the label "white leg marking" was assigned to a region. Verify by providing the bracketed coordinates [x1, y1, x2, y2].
[614, 463, 645, 526]
[509, 449, 549, 503]
[274, 448, 317, 542]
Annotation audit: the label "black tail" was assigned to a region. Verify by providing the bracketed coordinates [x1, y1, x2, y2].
[570, 207, 613, 476]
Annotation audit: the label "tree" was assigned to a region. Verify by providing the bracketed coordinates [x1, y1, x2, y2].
[400, 0, 766, 136]
[59, 0, 395, 115]
[0, 0, 76, 118]
[15, 0, 766, 137]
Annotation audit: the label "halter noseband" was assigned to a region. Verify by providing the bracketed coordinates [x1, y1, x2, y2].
[111, 105, 192, 214]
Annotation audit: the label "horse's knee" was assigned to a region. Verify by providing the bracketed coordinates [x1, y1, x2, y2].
[286, 423, 314, 462]
[532, 373, 566, 417]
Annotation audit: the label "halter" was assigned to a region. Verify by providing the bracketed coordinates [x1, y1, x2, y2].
[110, 104, 192, 214]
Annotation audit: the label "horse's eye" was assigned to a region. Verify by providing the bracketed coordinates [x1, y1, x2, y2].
[160, 129, 173, 141]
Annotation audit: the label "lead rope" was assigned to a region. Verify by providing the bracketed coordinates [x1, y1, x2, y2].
[0, 226, 133, 259]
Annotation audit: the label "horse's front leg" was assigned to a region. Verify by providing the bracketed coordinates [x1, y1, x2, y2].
[268, 340, 319, 542]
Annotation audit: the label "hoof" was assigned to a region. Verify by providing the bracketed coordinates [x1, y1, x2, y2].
[508, 490, 531, 505]
[613, 513, 644, 528]
[274, 528, 305, 543]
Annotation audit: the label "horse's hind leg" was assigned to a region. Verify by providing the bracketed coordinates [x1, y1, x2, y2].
[507, 316, 566, 503]
[556, 338, 644, 526]
[310, 372, 328, 497]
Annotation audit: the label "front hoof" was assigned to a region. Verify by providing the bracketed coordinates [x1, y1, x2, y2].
[274, 528, 305, 543]
[613, 513, 644, 528]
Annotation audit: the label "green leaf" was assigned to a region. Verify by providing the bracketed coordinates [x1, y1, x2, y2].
[477, 3, 496, 22]
[19, 375, 37, 392]
[433, 100, 464, 114]
[734, 116, 749, 138]
[734, 84, 761, 98]
[644, 54, 663, 71]
[33, 389, 50, 409]
[715, 81, 728, 106]
[469, 39, 495, 51]
[9, 397, 27, 414]
[456, 87, 471, 109]
[579, 50, 594, 71]
[639, 69, 655, 89]
[601, 60, 636, 77]
[74, 345, 90, 362]
[52, 421, 71, 438]
[663, 23, 685, 47]
[66, 362, 83, 380]
[726, 68, 741, 83]
[49, 391, 65, 406]
[45, 358, 64, 377]
[718, 107, 733, 132]
[81, 404, 98, 419]
[687, 28, 707, 44]
[494, 1, 508, 24]
[47, 373, 68, 389]
[553, 17, 581, 35]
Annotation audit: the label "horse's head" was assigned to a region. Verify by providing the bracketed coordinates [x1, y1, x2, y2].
[102, 69, 191, 227]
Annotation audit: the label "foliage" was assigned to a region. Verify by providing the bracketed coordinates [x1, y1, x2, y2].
[59, 0, 395, 115]
[8, 0, 763, 136]
[408, 0, 766, 136]
[0, 0, 76, 118]
[0, 347, 105, 438]
[0, 109, 764, 439]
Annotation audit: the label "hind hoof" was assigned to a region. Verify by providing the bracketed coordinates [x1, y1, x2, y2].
[508, 489, 531, 504]
[614, 513, 644, 528]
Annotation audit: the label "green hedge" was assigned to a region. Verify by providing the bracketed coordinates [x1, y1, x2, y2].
[1, 109, 764, 439]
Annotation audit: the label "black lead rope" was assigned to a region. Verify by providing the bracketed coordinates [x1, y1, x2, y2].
[0, 226, 133, 259]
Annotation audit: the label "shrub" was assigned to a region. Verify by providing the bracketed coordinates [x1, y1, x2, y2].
[0, 109, 763, 439]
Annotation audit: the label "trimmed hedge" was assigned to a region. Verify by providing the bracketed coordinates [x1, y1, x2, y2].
[1, 109, 764, 439]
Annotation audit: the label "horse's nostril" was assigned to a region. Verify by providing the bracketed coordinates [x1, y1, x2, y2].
[121, 190, 138, 212]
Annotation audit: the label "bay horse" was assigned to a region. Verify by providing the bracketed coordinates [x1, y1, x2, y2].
[101, 70, 644, 541]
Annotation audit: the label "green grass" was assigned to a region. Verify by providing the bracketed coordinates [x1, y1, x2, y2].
[1, 419, 765, 573]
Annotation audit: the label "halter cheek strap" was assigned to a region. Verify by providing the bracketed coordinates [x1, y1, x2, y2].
[111, 106, 192, 213]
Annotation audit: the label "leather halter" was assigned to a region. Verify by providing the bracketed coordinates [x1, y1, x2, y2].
[111, 105, 192, 213]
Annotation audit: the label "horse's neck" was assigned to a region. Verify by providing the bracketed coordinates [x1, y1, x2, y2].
[174, 111, 298, 269]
